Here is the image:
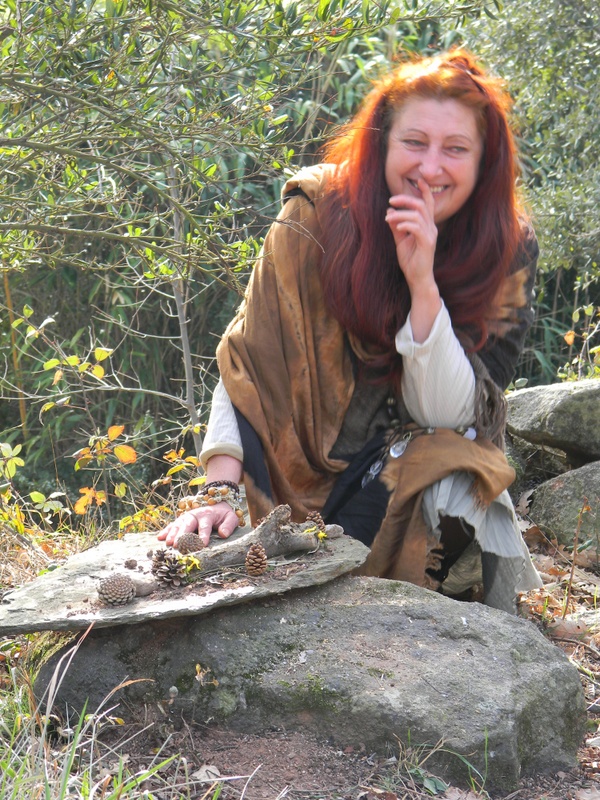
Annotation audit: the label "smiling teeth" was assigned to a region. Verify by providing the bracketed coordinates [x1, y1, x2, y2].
[408, 180, 446, 194]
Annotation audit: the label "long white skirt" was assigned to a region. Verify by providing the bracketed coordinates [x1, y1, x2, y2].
[422, 471, 542, 611]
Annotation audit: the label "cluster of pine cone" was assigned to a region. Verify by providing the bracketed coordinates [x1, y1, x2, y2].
[150, 548, 187, 587]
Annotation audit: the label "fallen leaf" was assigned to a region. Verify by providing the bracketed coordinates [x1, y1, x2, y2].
[522, 524, 547, 548]
[515, 488, 534, 516]
[575, 788, 600, 800]
[191, 764, 221, 781]
[443, 789, 483, 799]
[547, 618, 590, 640]
[531, 554, 555, 573]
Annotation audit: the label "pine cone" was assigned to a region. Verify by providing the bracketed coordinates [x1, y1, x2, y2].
[245, 543, 268, 576]
[98, 573, 136, 606]
[176, 531, 204, 555]
[153, 553, 187, 588]
[306, 510, 325, 531]
[150, 548, 168, 572]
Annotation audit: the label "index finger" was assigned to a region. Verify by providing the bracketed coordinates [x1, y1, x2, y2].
[416, 178, 435, 218]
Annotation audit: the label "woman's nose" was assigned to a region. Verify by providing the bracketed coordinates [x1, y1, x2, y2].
[418, 148, 443, 179]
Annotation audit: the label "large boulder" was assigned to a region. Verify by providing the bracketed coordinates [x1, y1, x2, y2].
[507, 379, 600, 465]
[529, 461, 600, 548]
[35, 575, 585, 794]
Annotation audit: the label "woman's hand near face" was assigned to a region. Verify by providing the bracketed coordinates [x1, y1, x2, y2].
[386, 177, 437, 288]
[386, 178, 442, 342]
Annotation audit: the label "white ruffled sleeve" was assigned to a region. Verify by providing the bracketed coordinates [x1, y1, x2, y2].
[395, 302, 476, 429]
[200, 378, 244, 469]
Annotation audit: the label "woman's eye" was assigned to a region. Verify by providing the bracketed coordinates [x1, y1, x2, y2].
[403, 139, 425, 147]
[448, 146, 468, 154]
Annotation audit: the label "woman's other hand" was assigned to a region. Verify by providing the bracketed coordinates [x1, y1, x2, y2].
[157, 454, 244, 549]
[157, 500, 240, 548]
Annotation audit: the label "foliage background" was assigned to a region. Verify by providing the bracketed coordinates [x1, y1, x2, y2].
[0, 0, 598, 524]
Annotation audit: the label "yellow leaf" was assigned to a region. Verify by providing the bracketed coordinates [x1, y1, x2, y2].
[94, 347, 113, 362]
[91, 364, 105, 379]
[184, 456, 200, 466]
[163, 449, 184, 462]
[95, 491, 107, 506]
[63, 355, 80, 367]
[108, 424, 125, 441]
[114, 482, 127, 498]
[40, 402, 56, 413]
[52, 369, 63, 385]
[78, 362, 91, 372]
[43, 359, 61, 370]
[189, 476, 206, 487]
[166, 463, 186, 476]
[74, 488, 94, 515]
[114, 444, 137, 464]
[564, 330, 576, 346]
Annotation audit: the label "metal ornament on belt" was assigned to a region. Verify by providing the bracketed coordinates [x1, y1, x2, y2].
[390, 432, 413, 458]
[361, 459, 384, 488]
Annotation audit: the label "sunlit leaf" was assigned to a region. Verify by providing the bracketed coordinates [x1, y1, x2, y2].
[91, 364, 105, 379]
[166, 463, 186, 475]
[94, 347, 113, 362]
[43, 358, 61, 370]
[63, 355, 80, 367]
[108, 424, 125, 441]
[564, 330, 576, 346]
[114, 444, 137, 464]
[74, 488, 95, 514]
[114, 482, 127, 498]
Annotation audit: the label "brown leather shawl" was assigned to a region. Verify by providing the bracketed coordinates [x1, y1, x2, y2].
[217, 164, 537, 581]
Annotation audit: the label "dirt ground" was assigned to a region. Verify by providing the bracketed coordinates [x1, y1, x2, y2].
[103, 718, 600, 800]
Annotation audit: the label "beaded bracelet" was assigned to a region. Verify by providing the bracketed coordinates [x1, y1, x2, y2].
[177, 484, 246, 526]
[201, 479, 240, 495]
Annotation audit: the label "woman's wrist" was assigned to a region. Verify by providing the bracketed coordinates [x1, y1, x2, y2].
[204, 453, 243, 486]
[407, 282, 442, 343]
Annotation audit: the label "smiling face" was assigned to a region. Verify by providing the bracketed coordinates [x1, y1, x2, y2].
[384, 97, 484, 226]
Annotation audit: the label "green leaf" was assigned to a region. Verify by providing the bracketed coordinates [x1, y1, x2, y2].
[43, 359, 61, 370]
[30, 491, 46, 503]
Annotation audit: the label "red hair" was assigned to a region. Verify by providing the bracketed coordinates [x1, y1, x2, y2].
[318, 49, 523, 375]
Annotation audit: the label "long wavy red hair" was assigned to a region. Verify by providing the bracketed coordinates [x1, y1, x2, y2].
[318, 49, 523, 375]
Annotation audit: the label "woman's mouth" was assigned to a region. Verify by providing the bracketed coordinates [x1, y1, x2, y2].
[408, 179, 448, 195]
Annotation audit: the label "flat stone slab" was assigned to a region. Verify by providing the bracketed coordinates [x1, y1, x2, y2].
[0, 527, 369, 636]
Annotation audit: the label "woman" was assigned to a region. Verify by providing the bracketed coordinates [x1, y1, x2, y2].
[159, 49, 542, 613]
